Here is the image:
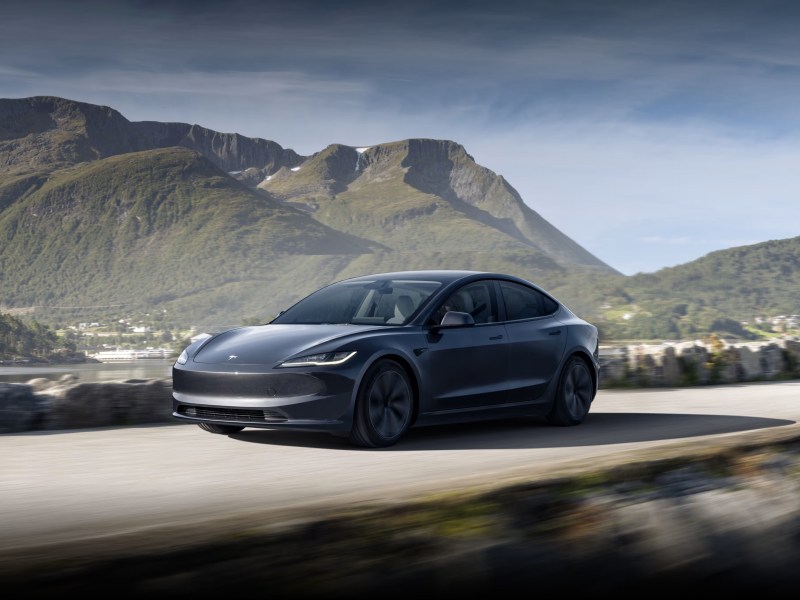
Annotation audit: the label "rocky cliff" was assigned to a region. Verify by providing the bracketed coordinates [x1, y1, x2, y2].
[0, 96, 303, 176]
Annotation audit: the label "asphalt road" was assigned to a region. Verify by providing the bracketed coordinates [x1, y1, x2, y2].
[1, 381, 799, 560]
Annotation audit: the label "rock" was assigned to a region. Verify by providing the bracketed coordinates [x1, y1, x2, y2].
[0, 382, 50, 433]
[660, 346, 681, 386]
[737, 346, 762, 380]
[598, 347, 628, 387]
[780, 339, 800, 377]
[58, 373, 79, 385]
[759, 343, 786, 378]
[42, 379, 174, 431]
[26, 377, 55, 392]
[715, 347, 739, 383]
[677, 345, 710, 385]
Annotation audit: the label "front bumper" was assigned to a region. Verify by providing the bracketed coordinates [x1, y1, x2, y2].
[171, 365, 356, 431]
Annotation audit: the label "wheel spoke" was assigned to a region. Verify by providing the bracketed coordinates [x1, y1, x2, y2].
[563, 374, 575, 398]
[579, 370, 592, 395]
[376, 373, 391, 398]
[385, 385, 410, 436]
[384, 406, 400, 436]
[368, 383, 385, 421]
[358, 363, 413, 444]
[389, 399, 408, 416]
[371, 404, 386, 429]
[562, 363, 592, 417]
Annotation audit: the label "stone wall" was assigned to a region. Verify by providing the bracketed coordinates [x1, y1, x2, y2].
[0, 375, 173, 434]
[600, 337, 800, 388]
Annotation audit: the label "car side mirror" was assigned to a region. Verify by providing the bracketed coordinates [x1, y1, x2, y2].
[439, 311, 475, 327]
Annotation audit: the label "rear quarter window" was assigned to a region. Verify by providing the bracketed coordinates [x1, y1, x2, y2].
[500, 281, 558, 320]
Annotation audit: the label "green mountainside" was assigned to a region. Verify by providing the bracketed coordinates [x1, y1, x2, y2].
[0, 311, 66, 361]
[0, 96, 796, 339]
[585, 237, 800, 340]
[0, 146, 378, 326]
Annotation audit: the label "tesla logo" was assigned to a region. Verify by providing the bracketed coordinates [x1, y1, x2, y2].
[228, 355, 238, 361]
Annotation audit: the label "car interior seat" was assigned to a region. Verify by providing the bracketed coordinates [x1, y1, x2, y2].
[387, 295, 415, 324]
[455, 290, 474, 314]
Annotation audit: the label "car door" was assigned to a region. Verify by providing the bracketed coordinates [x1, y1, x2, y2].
[424, 280, 509, 412]
[498, 280, 566, 405]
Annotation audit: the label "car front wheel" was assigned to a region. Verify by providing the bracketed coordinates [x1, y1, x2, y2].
[547, 356, 594, 426]
[198, 423, 245, 435]
[350, 359, 413, 448]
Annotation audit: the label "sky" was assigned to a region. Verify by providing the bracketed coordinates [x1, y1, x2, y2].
[2, 0, 800, 275]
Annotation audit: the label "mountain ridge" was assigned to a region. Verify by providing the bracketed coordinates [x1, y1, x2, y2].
[1, 96, 617, 326]
[0, 96, 304, 177]
[262, 138, 615, 271]
[2, 96, 795, 339]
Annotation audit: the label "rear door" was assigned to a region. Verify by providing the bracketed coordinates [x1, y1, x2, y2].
[498, 280, 566, 405]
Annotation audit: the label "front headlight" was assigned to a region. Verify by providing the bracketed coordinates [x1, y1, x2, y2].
[280, 351, 357, 367]
[175, 333, 212, 366]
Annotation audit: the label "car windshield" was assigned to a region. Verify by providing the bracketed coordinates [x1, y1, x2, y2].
[271, 279, 443, 325]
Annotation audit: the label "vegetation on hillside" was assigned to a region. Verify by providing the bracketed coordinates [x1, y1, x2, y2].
[550, 237, 800, 341]
[0, 312, 82, 362]
[0, 147, 379, 327]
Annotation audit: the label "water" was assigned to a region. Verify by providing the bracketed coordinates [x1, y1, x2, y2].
[0, 360, 173, 384]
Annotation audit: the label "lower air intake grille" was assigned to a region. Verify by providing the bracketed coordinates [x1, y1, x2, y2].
[178, 405, 288, 423]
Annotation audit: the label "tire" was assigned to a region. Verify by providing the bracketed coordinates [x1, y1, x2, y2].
[349, 359, 413, 448]
[198, 422, 245, 435]
[546, 356, 594, 426]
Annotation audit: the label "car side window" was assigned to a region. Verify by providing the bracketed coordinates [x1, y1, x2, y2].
[499, 281, 558, 321]
[431, 281, 498, 325]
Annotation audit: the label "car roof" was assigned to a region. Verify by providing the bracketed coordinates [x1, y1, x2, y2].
[341, 270, 490, 284]
[338, 269, 548, 289]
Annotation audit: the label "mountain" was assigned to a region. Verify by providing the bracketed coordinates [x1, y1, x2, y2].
[260, 140, 613, 271]
[0, 96, 618, 330]
[576, 236, 800, 340]
[1, 96, 797, 339]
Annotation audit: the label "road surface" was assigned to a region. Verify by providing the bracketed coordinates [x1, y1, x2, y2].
[1, 381, 798, 561]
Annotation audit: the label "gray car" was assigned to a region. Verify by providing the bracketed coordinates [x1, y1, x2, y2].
[172, 270, 599, 447]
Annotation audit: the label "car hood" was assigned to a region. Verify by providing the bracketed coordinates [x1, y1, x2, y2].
[192, 324, 380, 365]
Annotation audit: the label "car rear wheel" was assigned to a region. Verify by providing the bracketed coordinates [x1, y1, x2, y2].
[547, 356, 594, 426]
[198, 422, 245, 435]
[350, 359, 413, 448]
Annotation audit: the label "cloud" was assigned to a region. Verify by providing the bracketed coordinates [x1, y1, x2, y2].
[3, 0, 800, 274]
[33, 69, 371, 99]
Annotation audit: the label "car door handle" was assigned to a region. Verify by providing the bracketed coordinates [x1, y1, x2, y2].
[489, 335, 503, 340]
[549, 330, 562, 336]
